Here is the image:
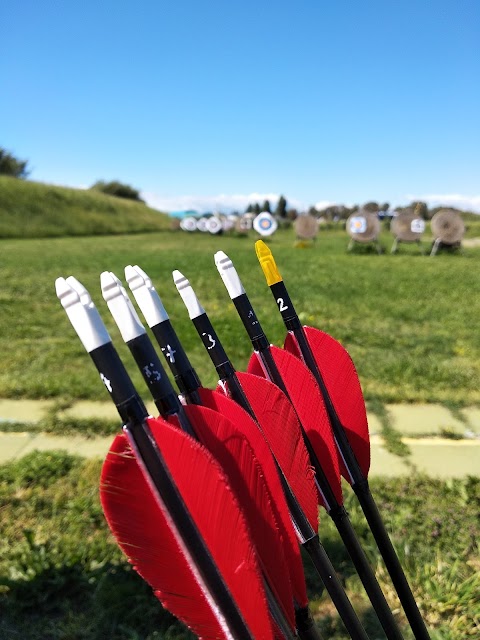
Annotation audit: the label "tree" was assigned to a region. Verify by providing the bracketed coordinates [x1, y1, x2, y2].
[90, 180, 144, 202]
[363, 201, 380, 213]
[0, 147, 29, 178]
[275, 195, 287, 218]
[261, 199, 271, 213]
[411, 201, 429, 219]
[379, 202, 390, 212]
[253, 203, 261, 215]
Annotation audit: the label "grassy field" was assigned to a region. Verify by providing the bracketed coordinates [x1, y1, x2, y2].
[1, 222, 479, 639]
[1, 226, 479, 409]
[0, 451, 478, 639]
[0, 176, 170, 238]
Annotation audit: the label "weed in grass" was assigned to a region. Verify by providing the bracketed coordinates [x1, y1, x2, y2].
[438, 426, 465, 440]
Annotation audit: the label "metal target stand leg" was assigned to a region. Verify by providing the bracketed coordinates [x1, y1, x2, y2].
[430, 238, 441, 256]
[391, 238, 399, 254]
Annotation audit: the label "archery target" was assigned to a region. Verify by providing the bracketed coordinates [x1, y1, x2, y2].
[349, 216, 367, 234]
[222, 216, 236, 231]
[180, 217, 197, 232]
[253, 212, 278, 237]
[236, 215, 253, 232]
[431, 209, 465, 244]
[346, 211, 381, 243]
[196, 217, 209, 232]
[294, 215, 318, 239]
[206, 217, 223, 234]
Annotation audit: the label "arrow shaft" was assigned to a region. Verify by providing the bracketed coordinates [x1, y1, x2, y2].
[120, 323, 297, 638]
[231, 293, 404, 640]
[89, 343, 255, 640]
[150, 319, 202, 404]
[182, 312, 369, 640]
[269, 280, 430, 640]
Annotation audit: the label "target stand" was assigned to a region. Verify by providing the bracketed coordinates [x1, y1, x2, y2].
[390, 212, 426, 254]
[430, 209, 465, 256]
[346, 212, 383, 254]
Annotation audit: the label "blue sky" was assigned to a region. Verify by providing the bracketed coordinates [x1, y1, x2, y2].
[2, 1, 479, 212]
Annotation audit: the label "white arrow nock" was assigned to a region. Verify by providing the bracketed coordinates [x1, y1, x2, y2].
[172, 270, 205, 320]
[101, 271, 146, 343]
[125, 265, 170, 327]
[214, 251, 245, 300]
[55, 276, 111, 353]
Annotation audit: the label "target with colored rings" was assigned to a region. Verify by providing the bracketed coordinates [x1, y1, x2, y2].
[253, 212, 278, 236]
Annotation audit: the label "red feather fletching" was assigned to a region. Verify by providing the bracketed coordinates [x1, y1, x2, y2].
[247, 347, 343, 508]
[199, 386, 311, 609]
[285, 326, 370, 478]
[100, 417, 274, 640]
[173, 403, 296, 631]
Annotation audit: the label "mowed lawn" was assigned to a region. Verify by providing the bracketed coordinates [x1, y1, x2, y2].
[1, 228, 479, 640]
[1, 227, 480, 407]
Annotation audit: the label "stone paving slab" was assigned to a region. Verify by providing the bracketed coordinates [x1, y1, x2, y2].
[369, 438, 409, 476]
[385, 404, 476, 436]
[403, 438, 480, 477]
[0, 399, 54, 423]
[19, 433, 114, 459]
[1, 431, 478, 477]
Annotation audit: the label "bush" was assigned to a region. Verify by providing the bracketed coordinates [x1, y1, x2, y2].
[90, 180, 144, 202]
[0, 147, 29, 178]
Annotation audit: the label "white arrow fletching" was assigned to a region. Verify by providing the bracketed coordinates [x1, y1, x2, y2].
[55, 276, 111, 353]
[214, 251, 245, 299]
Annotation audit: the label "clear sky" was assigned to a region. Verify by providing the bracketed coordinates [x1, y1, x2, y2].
[2, 1, 479, 212]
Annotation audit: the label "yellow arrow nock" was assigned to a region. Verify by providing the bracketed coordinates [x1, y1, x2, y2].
[255, 240, 283, 286]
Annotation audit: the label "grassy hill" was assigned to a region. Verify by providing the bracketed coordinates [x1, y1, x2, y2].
[0, 176, 171, 238]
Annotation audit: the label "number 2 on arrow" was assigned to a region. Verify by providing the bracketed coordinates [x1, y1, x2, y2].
[277, 298, 288, 312]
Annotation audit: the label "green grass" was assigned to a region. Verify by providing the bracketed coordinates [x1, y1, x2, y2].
[0, 176, 171, 238]
[1, 228, 480, 408]
[0, 451, 478, 639]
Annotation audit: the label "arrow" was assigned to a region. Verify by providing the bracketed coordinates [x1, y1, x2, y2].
[55, 275, 274, 640]
[124, 266, 325, 640]
[100, 271, 299, 639]
[255, 240, 431, 640]
[125, 264, 202, 403]
[215, 250, 405, 640]
[171, 269, 370, 640]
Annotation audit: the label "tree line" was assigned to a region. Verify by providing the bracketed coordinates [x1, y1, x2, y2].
[0, 147, 471, 219]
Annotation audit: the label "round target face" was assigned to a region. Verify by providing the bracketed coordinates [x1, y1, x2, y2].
[196, 218, 209, 232]
[206, 217, 223, 234]
[411, 219, 425, 234]
[180, 217, 197, 232]
[253, 212, 278, 236]
[349, 216, 367, 234]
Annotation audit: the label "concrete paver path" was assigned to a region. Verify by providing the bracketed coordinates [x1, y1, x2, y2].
[1, 399, 478, 477]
